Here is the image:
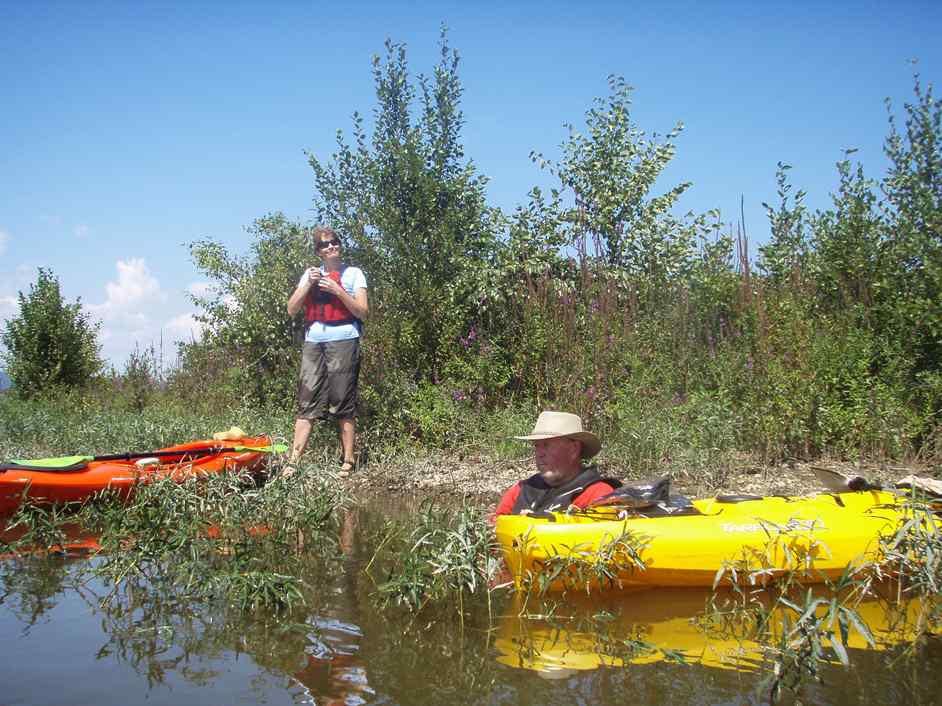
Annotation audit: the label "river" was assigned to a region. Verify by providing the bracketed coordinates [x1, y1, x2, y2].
[1, 499, 940, 706]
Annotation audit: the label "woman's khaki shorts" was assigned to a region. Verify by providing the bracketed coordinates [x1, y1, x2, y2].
[296, 338, 360, 421]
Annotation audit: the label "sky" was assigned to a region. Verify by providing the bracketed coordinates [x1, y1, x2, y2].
[1, 0, 940, 367]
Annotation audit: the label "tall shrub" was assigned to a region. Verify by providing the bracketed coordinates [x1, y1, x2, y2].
[184, 214, 312, 404]
[1, 268, 102, 398]
[529, 74, 710, 298]
[309, 31, 502, 383]
[809, 154, 884, 315]
[881, 75, 942, 378]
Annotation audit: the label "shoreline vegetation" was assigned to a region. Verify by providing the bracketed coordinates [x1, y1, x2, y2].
[1, 32, 941, 703]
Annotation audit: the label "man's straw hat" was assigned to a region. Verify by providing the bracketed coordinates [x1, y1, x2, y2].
[512, 411, 601, 459]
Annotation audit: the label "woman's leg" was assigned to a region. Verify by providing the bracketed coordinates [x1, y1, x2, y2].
[325, 338, 360, 472]
[339, 417, 356, 467]
[291, 418, 314, 463]
[288, 342, 327, 472]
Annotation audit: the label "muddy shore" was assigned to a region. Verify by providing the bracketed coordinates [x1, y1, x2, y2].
[344, 453, 935, 506]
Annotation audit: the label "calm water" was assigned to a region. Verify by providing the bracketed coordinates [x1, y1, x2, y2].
[2, 500, 941, 706]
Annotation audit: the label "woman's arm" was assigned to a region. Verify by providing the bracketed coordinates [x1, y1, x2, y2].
[287, 268, 319, 316]
[347, 287, 369, 321]
[317, 279, 369, 321]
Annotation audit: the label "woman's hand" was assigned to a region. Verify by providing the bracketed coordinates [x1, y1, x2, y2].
[306, 268, 322, 288]
[318, 277, 343, 296]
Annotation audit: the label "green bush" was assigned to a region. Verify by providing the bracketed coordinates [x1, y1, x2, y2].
[310, 31, 502, 384]
[1, 268, 103, 398]
[184, 213, 310, 407]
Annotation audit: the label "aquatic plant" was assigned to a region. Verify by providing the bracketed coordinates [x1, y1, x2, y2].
[88, 467, 347, 611]
[701, 524, 898, 704]
[370, 500, 501, 614]
[2, 498, 83, 556]
[874, 492, 942, 638]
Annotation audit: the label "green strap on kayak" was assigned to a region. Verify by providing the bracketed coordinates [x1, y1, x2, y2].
[0, 443, 288, 474]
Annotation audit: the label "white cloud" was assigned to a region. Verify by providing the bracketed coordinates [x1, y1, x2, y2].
[187, 281, 213, 298]
[0, 295, 16, 321]
[166, 312, 206, 340]
[88, 262, 235, 365]
[0, 229, 9, 256]
[88, 258, 172, 364]
[90, 258, 166, 319]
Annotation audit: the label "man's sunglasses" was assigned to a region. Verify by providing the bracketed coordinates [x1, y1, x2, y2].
[316, 238, 342, 251]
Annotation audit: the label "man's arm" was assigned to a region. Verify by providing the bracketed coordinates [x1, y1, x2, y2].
[572, 481, 616, 508]
[490, 483, 522, 523]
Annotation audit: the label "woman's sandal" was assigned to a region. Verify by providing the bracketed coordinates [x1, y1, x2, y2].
[338, 459, 355, 478]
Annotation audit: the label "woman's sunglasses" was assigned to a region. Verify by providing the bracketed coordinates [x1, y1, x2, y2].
[316, 238, 342, 251]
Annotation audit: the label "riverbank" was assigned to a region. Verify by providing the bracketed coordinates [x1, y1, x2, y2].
[341, 452, 934, 505]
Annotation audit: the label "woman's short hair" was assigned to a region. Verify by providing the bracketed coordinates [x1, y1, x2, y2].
[312, 226, 338, 243]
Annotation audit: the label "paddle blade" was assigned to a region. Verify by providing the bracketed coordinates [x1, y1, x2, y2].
[0, 455, 94, 472]
[233, 443, 289, 454]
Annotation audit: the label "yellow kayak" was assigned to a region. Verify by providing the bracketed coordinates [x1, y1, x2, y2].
[496, 490, 911, 591]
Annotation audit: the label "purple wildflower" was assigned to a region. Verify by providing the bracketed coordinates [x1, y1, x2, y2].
[460, 326, 478, 349]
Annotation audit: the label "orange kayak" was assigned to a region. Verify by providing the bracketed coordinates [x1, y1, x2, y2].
[0, 435, 274, 516]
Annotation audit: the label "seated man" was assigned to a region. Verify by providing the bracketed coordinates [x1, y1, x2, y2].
[494, 411, 617, 517]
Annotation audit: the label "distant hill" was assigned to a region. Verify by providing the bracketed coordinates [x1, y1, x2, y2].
[0, 370, 10, 391]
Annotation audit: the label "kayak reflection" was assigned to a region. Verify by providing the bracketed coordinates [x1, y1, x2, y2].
[0, 521, 101, 558]
[495, 586, 939, 675]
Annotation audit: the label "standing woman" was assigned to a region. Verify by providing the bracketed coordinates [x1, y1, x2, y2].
[286, 226, 368, 476]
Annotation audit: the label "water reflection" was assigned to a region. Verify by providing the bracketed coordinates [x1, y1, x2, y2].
[291, 508, 375, 705]
[292, 617, 372, 704]
[495, 586, 939, 675]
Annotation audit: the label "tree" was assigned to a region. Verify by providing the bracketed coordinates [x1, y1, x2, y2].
[308, 29, 502, 380]
[758, 162, 811, 283]
[185, 214, 311, 404]
[530, 75, 710, 293]
[880, 74, 942, 376]
[809, 152, 884, 314]
[1, 268, 102, 398]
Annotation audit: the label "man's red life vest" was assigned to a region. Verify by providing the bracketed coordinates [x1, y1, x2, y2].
[304, 270, 358, 325]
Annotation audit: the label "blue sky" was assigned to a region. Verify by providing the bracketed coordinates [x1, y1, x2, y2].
[1, 0, 940, 366]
